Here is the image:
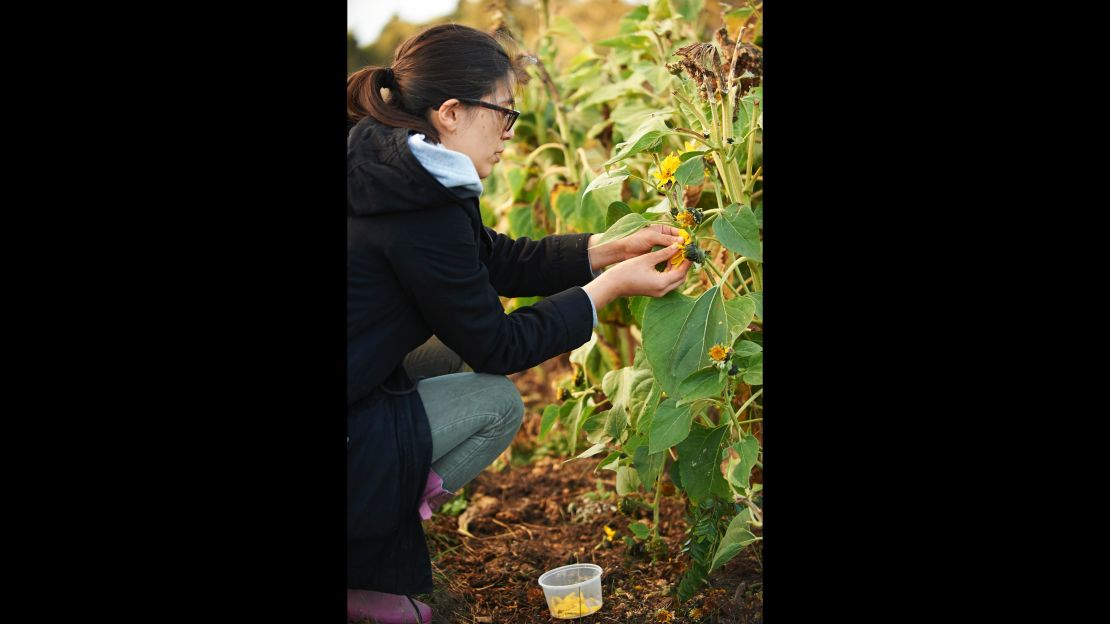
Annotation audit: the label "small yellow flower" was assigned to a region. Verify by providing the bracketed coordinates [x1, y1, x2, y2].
[651, 151, 682, 188]
[670, 228, 693, 266]
[603, 525, 616, 540]
[676, 211, 697, 228]
[709, 344, 729, 362]
[683, 140, 699, 153]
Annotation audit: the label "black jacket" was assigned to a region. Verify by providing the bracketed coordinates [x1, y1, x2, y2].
[347, 117, 596, 592]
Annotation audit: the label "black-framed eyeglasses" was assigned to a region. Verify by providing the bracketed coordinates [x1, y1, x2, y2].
[458, 97, 520, 132]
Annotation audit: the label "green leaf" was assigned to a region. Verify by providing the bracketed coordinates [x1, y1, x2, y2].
[677, 367, 725, 405]
[569, 332, 598, 371]
[575, 167, 620, 234]
[602, 364, 654, 427]
[732, 340, 762, 358]
[628, 296, 649, 327]
[723, 295, 756, 342]
[583, 167, 629, 196]
[584, 409, 610, 445]
[648, 0, 674, 19]
[605, 114, 674, 166]
[631, 366, 660, 432]
[709, 509, 757, 572]
[674, 155, 705, 187]
[711, 459, 733, 500]
[643, 287, 730, 396]
[507, 167, 528, 201]
[633, 444, 666, 490]
[733, 87, 763, 138]
[559, 59, 603, 92]
[571, 441, 609, 461]
[551, 185, 587, 232]
[748, 291, 762, 320]
[624, 429, 645, 452]
[562, 395, 591, 457]
[616, 465, 642, 496]
[682, 0, 707, 22]
[578, 74, 649, 109]
[629, 522, 650, 540]
[676, 424, 728, 505]
[508, 202, 546, 241]
[606, 201, 633, 228]
[713, 203, 762, 261]
[540, 404, 559, 440]
[741, 353, 762, 385]
[597, 451, 622, 473]
[604, 407, 628, 441]
[649, 398, 694, 453]
[725, 6, 754, 20]
[622, 4, 649, 25]
[596, 33, 655, 50]
[633, 384, 660, 439]
[644, 196, 671, 214]
[726, 433, 762, 490]
[610, 101, 671, 143]
[592, 212, 650, 247]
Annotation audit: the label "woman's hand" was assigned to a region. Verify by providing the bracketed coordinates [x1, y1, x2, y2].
[588, 224, 686, 271]
[583, 244, 691, 310]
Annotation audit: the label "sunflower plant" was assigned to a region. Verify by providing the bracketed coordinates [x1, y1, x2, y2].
[494, 0, 764, 604]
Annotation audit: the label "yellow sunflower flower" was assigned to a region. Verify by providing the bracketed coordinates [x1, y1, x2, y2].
[651, 151, 682, 188]
[676, 210, 697, 228]
[670, 228, 693, 266]
[709, 344, 730, 362]
[683, 140, 699, 153]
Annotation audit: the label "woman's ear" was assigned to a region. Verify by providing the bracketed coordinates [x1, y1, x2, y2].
[433, 98, 462, 135]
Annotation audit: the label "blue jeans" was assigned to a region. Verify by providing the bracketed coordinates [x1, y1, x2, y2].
[404, 337, 524, 492]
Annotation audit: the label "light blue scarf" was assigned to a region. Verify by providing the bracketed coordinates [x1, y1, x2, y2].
[407, 133, 485, 197]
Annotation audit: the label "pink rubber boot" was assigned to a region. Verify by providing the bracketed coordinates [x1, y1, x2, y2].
[417, 468, 454, 521]
[346, 589, 431, 623]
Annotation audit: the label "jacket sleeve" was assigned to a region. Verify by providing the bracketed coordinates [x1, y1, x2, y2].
[387, 207, 595, 375]
[483, 228, 598, 297]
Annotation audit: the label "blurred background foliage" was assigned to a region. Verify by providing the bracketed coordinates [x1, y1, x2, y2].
[348, 0, 737, 73]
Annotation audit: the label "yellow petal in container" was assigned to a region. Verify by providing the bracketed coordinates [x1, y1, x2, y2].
[538, 563, 604, 619]
[548, 592, 603, 618]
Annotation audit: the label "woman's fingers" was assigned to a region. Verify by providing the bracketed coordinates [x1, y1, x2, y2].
[664, 258, 691, 278]
[647, 243, 680, 261]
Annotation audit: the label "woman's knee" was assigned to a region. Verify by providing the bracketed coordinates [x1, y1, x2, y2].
[479, 373, 524, 435]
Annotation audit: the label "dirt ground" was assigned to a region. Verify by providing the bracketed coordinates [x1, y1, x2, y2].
[414, 356, 764, 623]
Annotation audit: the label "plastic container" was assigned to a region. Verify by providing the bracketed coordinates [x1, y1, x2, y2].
[537, 563, 604, 619]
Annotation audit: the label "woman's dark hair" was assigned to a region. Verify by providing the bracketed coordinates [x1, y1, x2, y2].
[347, 24, 529, 143]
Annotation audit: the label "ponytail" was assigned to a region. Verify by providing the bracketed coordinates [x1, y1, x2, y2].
[346, 65, 439, 142]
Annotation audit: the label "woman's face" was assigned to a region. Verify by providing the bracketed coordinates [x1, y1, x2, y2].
[432, 78, 516, 179]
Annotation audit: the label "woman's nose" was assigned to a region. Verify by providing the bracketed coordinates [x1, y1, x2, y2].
[502, 125, 515, 140]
